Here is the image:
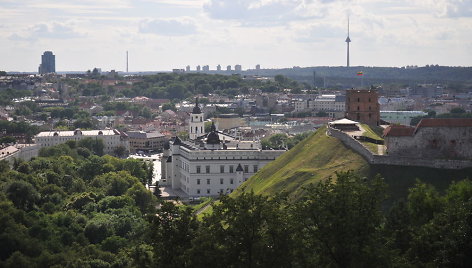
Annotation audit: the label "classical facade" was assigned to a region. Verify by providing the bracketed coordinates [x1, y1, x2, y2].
[383, 118, 472, 160]
[35, 129, 129, 155]
[162, 122, 285, 197]
[345, 89, 380, 125]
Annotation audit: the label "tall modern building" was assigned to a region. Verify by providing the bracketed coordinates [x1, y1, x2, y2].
[38, 51, 55, 74]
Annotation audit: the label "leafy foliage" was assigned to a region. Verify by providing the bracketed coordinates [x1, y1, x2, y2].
[0, 143, 157, 267]
[1, 139, 471, 267]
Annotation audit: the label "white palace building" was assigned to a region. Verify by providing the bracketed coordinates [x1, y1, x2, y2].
[35, 129, 130, 155]
[162, 100, 285, 197]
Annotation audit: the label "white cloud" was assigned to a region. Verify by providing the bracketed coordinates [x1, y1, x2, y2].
[417, 0, 472, 17]
[1, 0, 472, 71]
[10, 22, 85, 41]
[139, 18, 197, 36]
[203, 0, 325, 26]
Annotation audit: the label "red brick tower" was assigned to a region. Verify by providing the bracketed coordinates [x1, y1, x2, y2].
[345, 89, 380, 125]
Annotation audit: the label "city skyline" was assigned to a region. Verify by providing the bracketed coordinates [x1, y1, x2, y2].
[1, 0, 471, 72]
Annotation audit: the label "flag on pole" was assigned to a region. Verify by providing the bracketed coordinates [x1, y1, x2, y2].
[357, 71, 363, 76]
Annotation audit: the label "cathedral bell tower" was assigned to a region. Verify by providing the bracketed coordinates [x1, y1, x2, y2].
[189, 98, 205, 140]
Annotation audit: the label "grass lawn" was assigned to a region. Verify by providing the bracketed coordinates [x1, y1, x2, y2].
[360, 124, 384, 140]
[232, 126, 370, 201]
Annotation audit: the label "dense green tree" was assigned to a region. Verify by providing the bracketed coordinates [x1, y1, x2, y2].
[292, 172, 391, 267]
[190, 191, 294, 267]
[150, 202, 197, 268]
[0, 136, 16, 144]
[5, 180, 40, 211]
[161, 102, 176, 112]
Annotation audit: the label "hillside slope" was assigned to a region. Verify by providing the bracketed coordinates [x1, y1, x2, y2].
[235, 126, 472, 203]
[234, 127, 370, 200]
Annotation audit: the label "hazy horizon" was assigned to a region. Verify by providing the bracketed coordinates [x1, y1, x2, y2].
[1, 0, 471, 72]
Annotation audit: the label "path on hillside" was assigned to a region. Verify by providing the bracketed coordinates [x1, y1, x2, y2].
[194, 200, 215, 216]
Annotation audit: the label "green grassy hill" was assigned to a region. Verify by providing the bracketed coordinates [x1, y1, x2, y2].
[234, 127, 472, 204]
[234, 127, 370, 200]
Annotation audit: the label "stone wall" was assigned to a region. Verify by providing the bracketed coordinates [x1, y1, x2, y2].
[328, 127, 472, 170]
[386, 126, 472, 160]
[327, 127, 374, 162]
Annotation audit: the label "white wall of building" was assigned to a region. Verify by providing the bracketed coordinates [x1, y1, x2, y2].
[35, 129, 129, 155]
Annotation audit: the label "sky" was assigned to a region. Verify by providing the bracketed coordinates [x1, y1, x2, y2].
[1, 0, 471, 72]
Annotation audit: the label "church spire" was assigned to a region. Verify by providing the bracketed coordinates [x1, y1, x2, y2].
[192, 97, 202, 114]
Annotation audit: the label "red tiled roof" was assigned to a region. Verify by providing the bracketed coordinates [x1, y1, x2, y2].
[416, 118, 472, 128]
[383, 125, 415, 137]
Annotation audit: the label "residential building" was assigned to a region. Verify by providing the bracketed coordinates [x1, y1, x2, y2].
[127, 131, 167, 153]
[312, 95, 345, 112]
[293, 99, 310, 112]
[214, 114, 245, 130]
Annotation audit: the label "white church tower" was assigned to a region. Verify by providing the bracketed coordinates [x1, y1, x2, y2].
[189, 98, 205, 140]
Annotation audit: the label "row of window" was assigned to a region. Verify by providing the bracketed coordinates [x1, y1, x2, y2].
[196, 165, 258, 174]
[348, 97, 373, 102]
[196, 188, 234, 195]
[197, 178, 234, 185]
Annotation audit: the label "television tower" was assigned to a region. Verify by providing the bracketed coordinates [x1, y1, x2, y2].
[345, 16, 351, 67]
[126, 51, 129, 73]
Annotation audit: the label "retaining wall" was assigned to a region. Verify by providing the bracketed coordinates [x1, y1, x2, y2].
[327, 127, 472, 170]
